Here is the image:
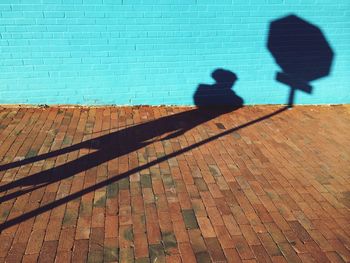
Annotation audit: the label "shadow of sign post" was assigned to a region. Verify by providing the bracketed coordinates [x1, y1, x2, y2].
[267, 14, 334, 108]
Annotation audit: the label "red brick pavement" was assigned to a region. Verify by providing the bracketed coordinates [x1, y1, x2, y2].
[0, 105, 349, 263]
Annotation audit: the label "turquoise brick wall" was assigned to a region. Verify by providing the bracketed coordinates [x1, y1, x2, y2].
[0, 1, 349, 105]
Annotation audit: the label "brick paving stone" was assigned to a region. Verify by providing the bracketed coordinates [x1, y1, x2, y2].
[224, 248, 243, 263]
[0, 105, 349, 262]
[231, 235, 256, 260]
[162, 232, 178, 255]
[182, 209, 199, 230]
[22, 253, 39, 263]
[178, 242, 196, 263]
[214, 224, 235, 249]
[25, 229, 46, 255]
[172, 219, 189, 243]
[103, 237, 119, 262]
[165, 255, 181, 263]
[38, 240, 57, 263]
[54, 251, 71, 263]
[204, 237, 226, 262]
[5, 242, 27, 263]
[119, 247, 134, 263]
[197, 217, 216, 238]
[189, 229, 207, 254]
[149, 243, 165, 263]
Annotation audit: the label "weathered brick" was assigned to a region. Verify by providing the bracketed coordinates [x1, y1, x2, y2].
[1, 105, 350, 263]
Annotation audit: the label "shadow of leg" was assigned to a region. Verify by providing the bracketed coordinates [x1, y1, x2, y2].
[0, 140, 90, 172]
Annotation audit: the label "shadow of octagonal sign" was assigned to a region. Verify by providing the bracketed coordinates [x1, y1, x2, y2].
[267, 14, 334, 91]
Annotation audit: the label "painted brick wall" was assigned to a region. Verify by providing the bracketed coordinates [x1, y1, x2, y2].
[0, 0, 349, 105]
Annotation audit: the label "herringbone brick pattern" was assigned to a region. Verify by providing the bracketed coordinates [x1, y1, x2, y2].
[0, 105, 349, 263]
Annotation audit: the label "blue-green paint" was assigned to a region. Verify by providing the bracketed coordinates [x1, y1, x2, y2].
[0, 1, 349, 105]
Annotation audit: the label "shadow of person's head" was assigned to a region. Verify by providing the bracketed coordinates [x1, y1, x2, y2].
[193, 68, 243, 108]
[211, 68, 238, 89]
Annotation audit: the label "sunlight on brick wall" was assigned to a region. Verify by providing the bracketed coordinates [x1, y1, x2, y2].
[0, 1, 349, 105]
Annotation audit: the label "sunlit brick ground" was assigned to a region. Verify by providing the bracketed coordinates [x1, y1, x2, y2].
[0, 105, 349, 262]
